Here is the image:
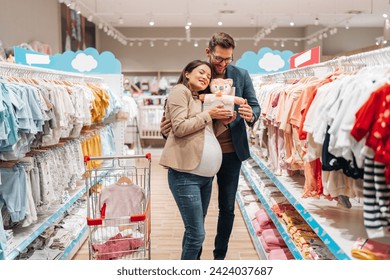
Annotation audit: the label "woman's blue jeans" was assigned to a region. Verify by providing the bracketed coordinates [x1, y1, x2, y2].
[168, 168, 213, 260]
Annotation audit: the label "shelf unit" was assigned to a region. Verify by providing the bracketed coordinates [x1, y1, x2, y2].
[0, 62, 124, 261]
[122, 70, 180, 94]
[235, 177, 267, 260]
[241, 164, 305, 259]
[1, 184, 87, 260]
[59, 226, 88, 260]
[136, 95, 167, 140]
[247, 147, 376, 260]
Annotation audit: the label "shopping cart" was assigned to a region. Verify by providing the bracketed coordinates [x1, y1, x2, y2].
[84, 154, 151, 260]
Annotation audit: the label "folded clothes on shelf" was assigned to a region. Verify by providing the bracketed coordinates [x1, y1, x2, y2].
[245, 202, 262, 220]
[271, 203, 296, 217]
[287, 223, 313, 238]
[240, 189, 256, 196]
[251, 218, 276, 236]
[242, 193, 259, 204]
[269, 195, 289, 205]
[259, 235, 285, 253]
[262, 228, 286, 247]
[268, 248, 294, 260]
[262, 186, 282, 197]
[255, 208, 272, 227]
[281, 210, 306, 227]
[259, 229, 287, 253]
[238, 183, 251, 192]
[309, 245, 336, 260]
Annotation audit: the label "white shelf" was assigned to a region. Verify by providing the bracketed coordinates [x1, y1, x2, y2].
[235, 183, 267, 260]
[241, 164, 305, 259]
[2, 184, 87, 260]
[249, 147, 382, 260]
[60, 226, 88, 260]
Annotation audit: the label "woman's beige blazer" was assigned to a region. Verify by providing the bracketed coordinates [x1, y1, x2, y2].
[159, 84, 212, 171]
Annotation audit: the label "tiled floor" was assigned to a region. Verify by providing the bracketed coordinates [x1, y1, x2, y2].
[72, 147, 259, 260]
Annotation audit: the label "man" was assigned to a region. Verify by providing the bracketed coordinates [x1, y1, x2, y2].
[161, 32, 260, 260]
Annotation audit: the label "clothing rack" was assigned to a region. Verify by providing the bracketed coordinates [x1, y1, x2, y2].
[244, 46, 390, 260]
[0, 61, 103, 83]
[261, 46, 390, 82]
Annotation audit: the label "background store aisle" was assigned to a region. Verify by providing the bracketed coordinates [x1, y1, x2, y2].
[73, 147, 258, 260]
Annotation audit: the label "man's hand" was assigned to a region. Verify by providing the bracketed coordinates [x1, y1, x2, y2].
[238, 99, 254, 122]
[160, 116, 172, 138]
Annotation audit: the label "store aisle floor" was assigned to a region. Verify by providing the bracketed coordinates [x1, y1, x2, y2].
[73, 147, 258, 260]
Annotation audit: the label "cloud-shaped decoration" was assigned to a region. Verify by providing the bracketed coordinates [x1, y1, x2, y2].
[15, 47, 122, 74]
[258, 53, 285, 72]
[235, 47, 294, 74]
[51, 48, 122, 74]
[71, 53, 98, 72]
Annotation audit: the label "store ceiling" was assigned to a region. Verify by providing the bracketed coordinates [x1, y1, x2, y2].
[76, 0, 390, 29]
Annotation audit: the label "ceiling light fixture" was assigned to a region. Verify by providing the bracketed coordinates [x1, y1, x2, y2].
[217, 20, 223, 26]
[314, 17, 320, 26]
[376, 36, 387, 46]
[118, 17, 124, 25]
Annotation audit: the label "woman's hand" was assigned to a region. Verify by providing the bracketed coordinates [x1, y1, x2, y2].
[208, 104, 233, 119]
[160, 116, 172, 137]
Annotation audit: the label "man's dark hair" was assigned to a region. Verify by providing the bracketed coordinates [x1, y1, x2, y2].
[208, 32, 235, 52]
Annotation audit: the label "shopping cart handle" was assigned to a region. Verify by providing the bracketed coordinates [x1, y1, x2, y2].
[130, 214, 146, 222]
[145, 153, 151, 160]
[87, 217, 103, 226]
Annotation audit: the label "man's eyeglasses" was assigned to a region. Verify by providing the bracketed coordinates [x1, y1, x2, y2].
[211, 52, 234, 64]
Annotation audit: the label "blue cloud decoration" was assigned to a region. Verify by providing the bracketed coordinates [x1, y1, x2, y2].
[235, 47, 294, 74]
[14, 47, 121, 74]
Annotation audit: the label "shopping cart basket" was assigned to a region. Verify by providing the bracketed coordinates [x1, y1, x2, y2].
[84, 154, 151, 260]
